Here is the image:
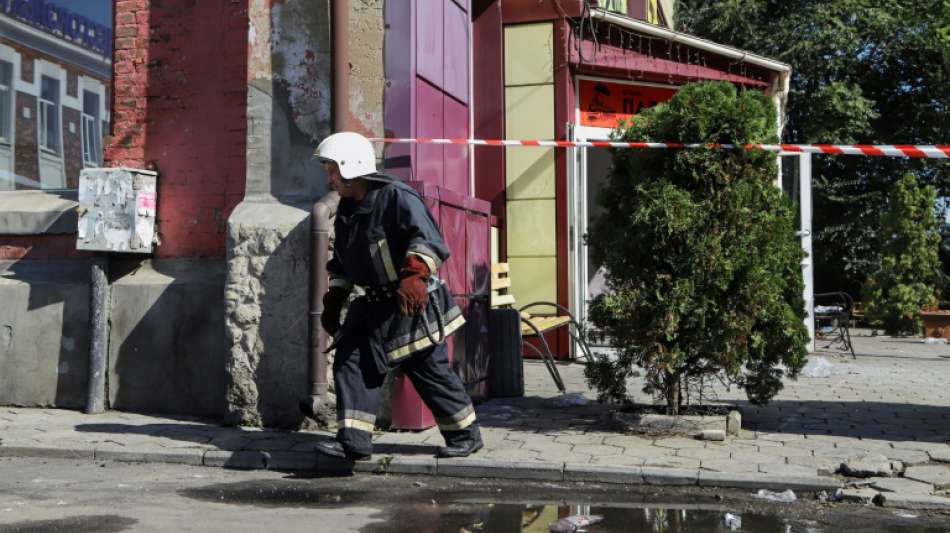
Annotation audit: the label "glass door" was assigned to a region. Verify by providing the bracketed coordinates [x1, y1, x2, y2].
[570, 139, 615, 342]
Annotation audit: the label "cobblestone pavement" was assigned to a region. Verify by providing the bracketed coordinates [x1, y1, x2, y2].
[2, 331, 949, 503]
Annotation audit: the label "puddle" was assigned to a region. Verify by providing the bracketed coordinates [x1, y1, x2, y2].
[180, 480, 950, 532]
[181, 480, 365, 508]
[361, 503, 947, 533]
[0, 514, 137, 533]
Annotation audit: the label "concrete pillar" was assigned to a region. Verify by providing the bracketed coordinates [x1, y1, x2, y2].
[223, 0, 384, 428]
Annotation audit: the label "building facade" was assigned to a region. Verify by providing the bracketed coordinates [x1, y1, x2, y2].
[0, 1, 111, 190]
[0, 0, 797, 429]
[473, 1, 791, 358]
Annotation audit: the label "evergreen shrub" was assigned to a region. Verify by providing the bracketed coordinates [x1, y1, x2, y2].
[863, 173, 942, 335]
[585, 81, 808, 414]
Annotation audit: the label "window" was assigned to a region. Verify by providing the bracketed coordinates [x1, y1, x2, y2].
[39, 75, 60, 154]
[82, 90, 101, 166]
[0, 60, 11, 144]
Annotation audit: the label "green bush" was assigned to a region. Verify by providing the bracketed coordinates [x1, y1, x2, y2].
[863, 173, 942, 335]
[585, 81, 808, 414]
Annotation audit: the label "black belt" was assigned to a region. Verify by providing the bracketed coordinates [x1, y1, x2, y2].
[361, 283, 398, 303]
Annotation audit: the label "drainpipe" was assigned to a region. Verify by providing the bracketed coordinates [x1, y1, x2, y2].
[301, 192, 339, 419]
[301, 0, 348, 420]
[85, 253, 110, 414]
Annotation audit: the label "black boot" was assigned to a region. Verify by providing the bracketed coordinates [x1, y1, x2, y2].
[437, 438, 483, 458]
[315, 440, 371, 462]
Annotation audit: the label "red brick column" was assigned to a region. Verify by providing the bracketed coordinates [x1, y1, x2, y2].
[100, 0, 249, 258]
[104, 0, 149, 169]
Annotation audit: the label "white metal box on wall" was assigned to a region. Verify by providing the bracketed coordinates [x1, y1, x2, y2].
[77, 168, 158, 253]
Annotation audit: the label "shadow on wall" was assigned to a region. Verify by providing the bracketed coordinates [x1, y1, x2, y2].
[223, 212, 314, 429]
[217, 0, 335, 428]
[109, 258, 229, 419]
[0, 243, 91, 409]
[100, 0, 251, 419]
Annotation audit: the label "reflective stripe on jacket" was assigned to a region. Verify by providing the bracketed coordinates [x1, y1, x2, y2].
[329, 176, 465, 373]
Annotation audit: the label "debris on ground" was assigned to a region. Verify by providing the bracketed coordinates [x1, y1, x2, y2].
[548, 514, 604, 532]
[801, 357, 833, 378]
[840, 453, 894, 478]
[751, 489, 797, 503]
[923, 337, 947, 344]
[723, 512, 742, 530]
[552, 393, 591, 407]
[835, 488, 878, 504]
[697, 429, 726, 441]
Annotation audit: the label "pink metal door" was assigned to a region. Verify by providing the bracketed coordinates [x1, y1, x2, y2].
[388, 0, 481, 431]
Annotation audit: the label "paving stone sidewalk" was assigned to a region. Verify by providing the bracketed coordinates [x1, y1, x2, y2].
[2, 331, 950, 505]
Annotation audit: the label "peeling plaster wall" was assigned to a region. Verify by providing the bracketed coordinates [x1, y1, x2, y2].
[244, 0, 331, 201]
[225, 0, 334, 428]
[349, 1, 385, 140]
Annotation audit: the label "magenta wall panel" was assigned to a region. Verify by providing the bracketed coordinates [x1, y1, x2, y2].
[443, 95, 469, 196]
[464, 210, 490, 400]
[472, 1, 506, 226]
[440, 204, 468, 295]
[387, 0, 491, 426]
[415, 0, 443, 88]
[415, 79, 444, 186]
[467, 212, 490, 295]
[383, 1, 415, 180]
[443, 2, 469, 104]
[390, 369, 436, 429]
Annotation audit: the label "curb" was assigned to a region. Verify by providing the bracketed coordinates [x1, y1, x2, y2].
[0, 443, 842, 492]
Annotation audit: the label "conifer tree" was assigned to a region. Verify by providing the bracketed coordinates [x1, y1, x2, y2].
[864, 174, 942, 335]
[585, 82, 808, 413]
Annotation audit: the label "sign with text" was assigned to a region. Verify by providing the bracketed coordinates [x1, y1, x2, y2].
[578, 79, 677, 128]
[1, 0, 112, 58]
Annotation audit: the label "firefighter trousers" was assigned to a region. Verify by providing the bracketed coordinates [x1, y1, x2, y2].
[333, 338, 481, 456]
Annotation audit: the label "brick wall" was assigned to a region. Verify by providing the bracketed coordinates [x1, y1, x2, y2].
[13, 92, 37, 188]
[106, 0, 249, 258]
[67, 70, 78, 98]
[62, 107, 82, 189]
[20, 52, 32, 84]
[0, 235, 89, 260]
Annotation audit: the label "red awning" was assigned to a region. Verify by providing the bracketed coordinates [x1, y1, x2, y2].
[569, 39, 770, 89]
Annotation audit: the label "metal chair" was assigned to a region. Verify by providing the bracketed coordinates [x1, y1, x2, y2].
[489, 263, 594, 393]
[813, 291, 856, 358]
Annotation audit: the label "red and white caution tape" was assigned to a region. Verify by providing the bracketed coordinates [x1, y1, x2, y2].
[370, 138, 950, 159]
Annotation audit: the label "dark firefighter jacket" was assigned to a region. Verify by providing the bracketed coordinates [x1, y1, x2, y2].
[328, 176, 465, 375]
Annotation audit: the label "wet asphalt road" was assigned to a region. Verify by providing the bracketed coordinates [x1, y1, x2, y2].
[0, 457, 948, 532]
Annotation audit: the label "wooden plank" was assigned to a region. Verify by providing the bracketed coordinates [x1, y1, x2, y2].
[491, 263, 510, 273]
[491, 294, 516, 308]
[521, 316, 570, 335]
[491, 276, 511, 290]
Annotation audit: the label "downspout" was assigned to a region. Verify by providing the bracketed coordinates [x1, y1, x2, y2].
[301, 0, 347, 420]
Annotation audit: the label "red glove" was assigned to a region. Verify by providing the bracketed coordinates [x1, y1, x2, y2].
[321, 287, 350, 335]
[397, 255, 430, 315]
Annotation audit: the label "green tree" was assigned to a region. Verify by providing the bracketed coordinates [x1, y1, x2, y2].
[863, 174, 942, 334]
[585, 82, 808, 413]
[676, 0, 950, 298]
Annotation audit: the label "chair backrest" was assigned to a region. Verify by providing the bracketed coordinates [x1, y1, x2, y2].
[490, 263, 516, 309]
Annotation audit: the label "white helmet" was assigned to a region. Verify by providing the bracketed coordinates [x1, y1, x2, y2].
[314, 132, 377, 179]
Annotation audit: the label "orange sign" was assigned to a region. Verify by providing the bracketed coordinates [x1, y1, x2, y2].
[579, 80, 677, 128]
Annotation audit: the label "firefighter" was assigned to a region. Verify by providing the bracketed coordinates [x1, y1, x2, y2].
[313, 132, 483, 461]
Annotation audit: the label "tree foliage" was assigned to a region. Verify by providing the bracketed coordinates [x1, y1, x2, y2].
[676, 0, 950, 298]
[585, 82, 808, 413]
[863, 174, 942, 334]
